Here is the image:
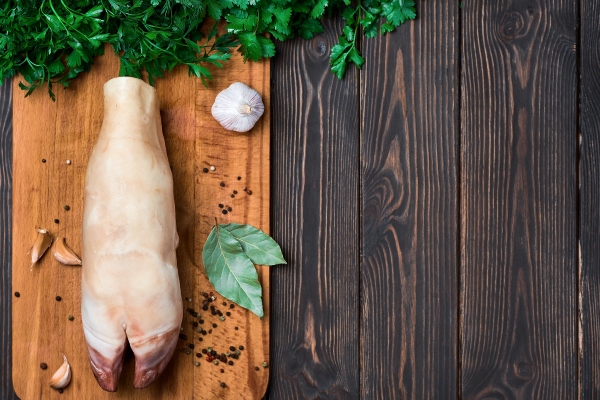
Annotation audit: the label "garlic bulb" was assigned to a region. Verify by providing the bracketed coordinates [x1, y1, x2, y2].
[52, 237, 82, 266]
[49, 354, 71, 390]
[211, 82, 264, 132]
[30, 228, 52, 268]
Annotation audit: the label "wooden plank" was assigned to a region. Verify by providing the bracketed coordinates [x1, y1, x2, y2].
[267, 17, 360, 399]
[360, 1, 459, 398]
[460, 0, 578, 398]
[0, 80, 17, 400]
[12, 46, 270, 398]
[580, 0, 600, 397]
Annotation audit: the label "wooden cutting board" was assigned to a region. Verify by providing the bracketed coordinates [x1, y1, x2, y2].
[12, 45, 270, 399]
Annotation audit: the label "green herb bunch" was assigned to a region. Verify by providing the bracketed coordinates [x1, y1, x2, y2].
[0, 0, 416, 98]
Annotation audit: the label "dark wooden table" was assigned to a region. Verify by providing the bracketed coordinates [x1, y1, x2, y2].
[2, 1, 600, 398]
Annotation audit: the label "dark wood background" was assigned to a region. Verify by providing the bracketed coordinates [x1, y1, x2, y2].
[2, 0, 599, 398]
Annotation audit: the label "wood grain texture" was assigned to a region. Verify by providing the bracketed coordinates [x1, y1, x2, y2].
[460, 0, 578, 398]
[579, 0, 600, 398]
[267, 17, 360, 399]
[12, 45, 270, 399]
[0, 80, 18, 400]
[360, 1, 459, 398]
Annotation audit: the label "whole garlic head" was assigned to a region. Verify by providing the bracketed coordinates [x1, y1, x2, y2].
[211, 82, 264, 132]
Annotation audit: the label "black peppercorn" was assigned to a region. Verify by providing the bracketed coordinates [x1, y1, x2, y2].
[234, 326, 239, 330]
[199, 319, 204, 324]
[54, 219, 59, 224]
[58, 388, 63, 394]
[67, 315, 74, 321]
[218, 204, 224, 208]
[196, 353, 202, 358]
[239, 345, 244, 350]
[14, 292, 20, 298]
[202, 349, 208, 354]
[229, 346, 236, 351]
[226, 312, 231, 316]
[255, 366, 260, 371]
[202, 305, 208, 311]
[179, 334, 188, 340]
[213, 323, 218, 328]
[222, 210, 228, 215]
[203, 168, 209, 173]
[220, 382, 226, 388]
[64, 205, 70, 211]
[55, 296, 61, 301]
[231, 194, 235, 198]
[188, 344, 195, 349]
[237, 176, 241, 180]
[42, 159, 46, 163]
[233, 190, 238, 194]
[193, 322, 198, 327]
[219, 181, 225, 187]
[210, 350, 217, 356]
[40, 363, 48, 370]
[220, 368, 225, 373]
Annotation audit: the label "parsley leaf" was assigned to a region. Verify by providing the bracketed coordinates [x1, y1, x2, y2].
[0, 0, 417, 98]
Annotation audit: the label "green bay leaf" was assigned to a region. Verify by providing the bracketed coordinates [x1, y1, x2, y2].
[202, 225, 264, 317]
[220, 223, 286, 266]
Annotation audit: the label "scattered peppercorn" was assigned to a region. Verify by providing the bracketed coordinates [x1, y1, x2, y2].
[196, 353, 202, 358]
[234, 326, 239, 330]
[243, 188, 247, 192]
[210, 350, 217, 356]
[230, 304, 235, 309]
[68, 315, 74, 321]
[40, 363, 48, 370]
[199, 319, 204, 324]
[188, 344, 195, 349]
[247, 190, 253, 195]
[229, 346, 236, 351]
[237, 176, 241, 180]
[262, 362, 269, 368]
[54, 219, 59, 224]
[233, 190, 238, 194]
[219, 182, 225, 187]
[218, 204, 224, 208]
[193, 322, 198, 327]
[42, 159, 46, 163]
[58, 388, 64, 394]
[198, 337, 203, 341]
[239, 345, 244, 350]
[220, 368, 225, 373]
[64, 205, 70, 211]
[226, 312, 231, 316]
[202, 292, 209, 298]
[66, 160, 72, 165]
[220, 382, 226, 388]
[185, 349, 192, 355]
[14, 292, 20, 297]
[222, 210, 228, 215]
[202, 168, 209, 173]
[226, 207, 232, 212]
[179, 334, 188, 340]
[213, 323, 218, 328]
[213, 360, 219, 365]
[255, 366, 260, 371]
[228, 361, 234, 366]
[55, 296, 61, 301]
[202, 349, 208, 354]
[210, 166, 216, 171]
[231, 194, 235, 198]
[195, 361, 200, 367]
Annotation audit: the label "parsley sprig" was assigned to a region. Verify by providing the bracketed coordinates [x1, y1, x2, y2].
[0, 0, 416, 98]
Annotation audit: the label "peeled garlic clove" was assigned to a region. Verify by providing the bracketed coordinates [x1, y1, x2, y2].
[211, 82, 265, 132]
[30, 229, 52, 267]
[53, 237, 82, 266]
[49, 354, 71, 390]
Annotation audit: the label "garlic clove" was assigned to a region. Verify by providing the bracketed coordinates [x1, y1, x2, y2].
[53, 237, 82, 266]
[49, 354, 72, 390]
[211, 82, 265, 132]
[30, 229, 52, 268]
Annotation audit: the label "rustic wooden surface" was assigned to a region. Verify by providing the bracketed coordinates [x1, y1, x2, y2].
[360, 1, 458, 398]
[460, 0, 578, 398]
[2, 1, 600, 399]
[10, 45, 270, 399]
[269, 17, 360, 399]
[580, 0, 600, 398]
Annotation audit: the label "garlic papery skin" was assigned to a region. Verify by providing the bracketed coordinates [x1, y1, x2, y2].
[53, 237, 82, 266]
[49, 354, 72, 390]
[211, 82, 265, 132]
[30, 229, 52, 268]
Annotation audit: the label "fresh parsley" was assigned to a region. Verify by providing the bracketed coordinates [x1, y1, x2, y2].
[0, 0, 416, 98]
[202, 223, 286, 317]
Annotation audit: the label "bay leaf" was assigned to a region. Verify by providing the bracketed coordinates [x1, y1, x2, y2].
[221, 223, 287, 266]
